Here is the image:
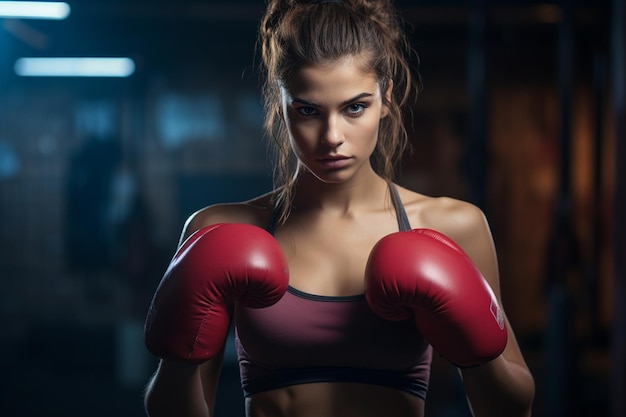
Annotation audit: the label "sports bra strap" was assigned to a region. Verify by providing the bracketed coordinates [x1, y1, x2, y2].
[389, 183, 412, 232]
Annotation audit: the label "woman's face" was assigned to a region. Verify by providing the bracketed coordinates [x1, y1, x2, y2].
[280, 56, 390, 184]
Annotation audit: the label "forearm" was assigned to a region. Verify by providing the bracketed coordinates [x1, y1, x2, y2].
[460, 355, 535, 417]
[144, 361, 212, 417]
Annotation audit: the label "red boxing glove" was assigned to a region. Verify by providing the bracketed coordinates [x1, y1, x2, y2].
[365, 228, 507, 367]
[144, 223, 289, 364]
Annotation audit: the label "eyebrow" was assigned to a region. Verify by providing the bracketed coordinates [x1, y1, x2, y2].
[292, 92, 374, 107]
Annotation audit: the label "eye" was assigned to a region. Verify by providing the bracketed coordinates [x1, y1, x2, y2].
[295, 106, 319, 116]
[344, 103, 366, 116]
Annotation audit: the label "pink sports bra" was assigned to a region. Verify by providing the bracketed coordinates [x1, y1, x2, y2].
[234, 184, 433, 398]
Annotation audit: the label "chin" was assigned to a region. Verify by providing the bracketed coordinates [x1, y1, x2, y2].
[312, 171, 354, 184]
[299, 161, 365, 185]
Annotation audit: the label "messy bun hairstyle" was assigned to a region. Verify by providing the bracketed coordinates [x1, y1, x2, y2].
[259, 0, 419, 223]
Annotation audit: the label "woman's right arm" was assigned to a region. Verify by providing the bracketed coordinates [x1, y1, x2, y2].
[143, 208, 230, 417]
[144, 349, 226, 417]
[142, 200, 277, 417]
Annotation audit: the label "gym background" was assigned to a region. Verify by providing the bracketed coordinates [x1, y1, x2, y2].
[0, 0, 624, 416]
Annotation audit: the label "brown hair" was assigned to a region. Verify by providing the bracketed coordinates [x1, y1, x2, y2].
[259, 0, 420, 223]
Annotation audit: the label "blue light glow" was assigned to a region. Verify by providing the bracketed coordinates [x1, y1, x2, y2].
[0, 1, 70, 20]
[14, 57, 136, 77]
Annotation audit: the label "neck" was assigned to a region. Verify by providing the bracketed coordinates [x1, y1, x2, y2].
[292, 168, 390, 215]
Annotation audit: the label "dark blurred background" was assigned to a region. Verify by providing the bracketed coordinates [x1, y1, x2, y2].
[0, 0, 624, 416]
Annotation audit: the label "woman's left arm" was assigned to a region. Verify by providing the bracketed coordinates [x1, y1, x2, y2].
[445, 203, 535, 417]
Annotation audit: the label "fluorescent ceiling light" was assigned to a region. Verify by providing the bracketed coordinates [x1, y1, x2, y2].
[15, 57, 136, 77]
[0, 1, 70, 20]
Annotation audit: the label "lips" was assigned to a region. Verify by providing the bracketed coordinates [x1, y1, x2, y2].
[317, 155, 352, 168]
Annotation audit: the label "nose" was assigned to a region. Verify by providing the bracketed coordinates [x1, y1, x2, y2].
[320, 114, 344, 148]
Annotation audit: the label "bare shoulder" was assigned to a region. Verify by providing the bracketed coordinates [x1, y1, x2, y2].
[397, 184, 501, 292]
[181, 191, 276, 242]
[396, 185, 494, 253]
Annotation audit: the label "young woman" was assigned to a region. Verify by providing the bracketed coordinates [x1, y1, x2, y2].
[142, 1, 535, 416]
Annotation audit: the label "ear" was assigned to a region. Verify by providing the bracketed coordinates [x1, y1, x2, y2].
[380, 78, 393, 118]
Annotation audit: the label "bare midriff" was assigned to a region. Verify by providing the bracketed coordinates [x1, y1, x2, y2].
[245, 381, 425, 417]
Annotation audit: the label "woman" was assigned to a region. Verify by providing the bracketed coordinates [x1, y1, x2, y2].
[143, 0, 535, 416]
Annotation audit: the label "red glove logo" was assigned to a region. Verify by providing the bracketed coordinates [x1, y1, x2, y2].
[490, 299, 505, 330]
